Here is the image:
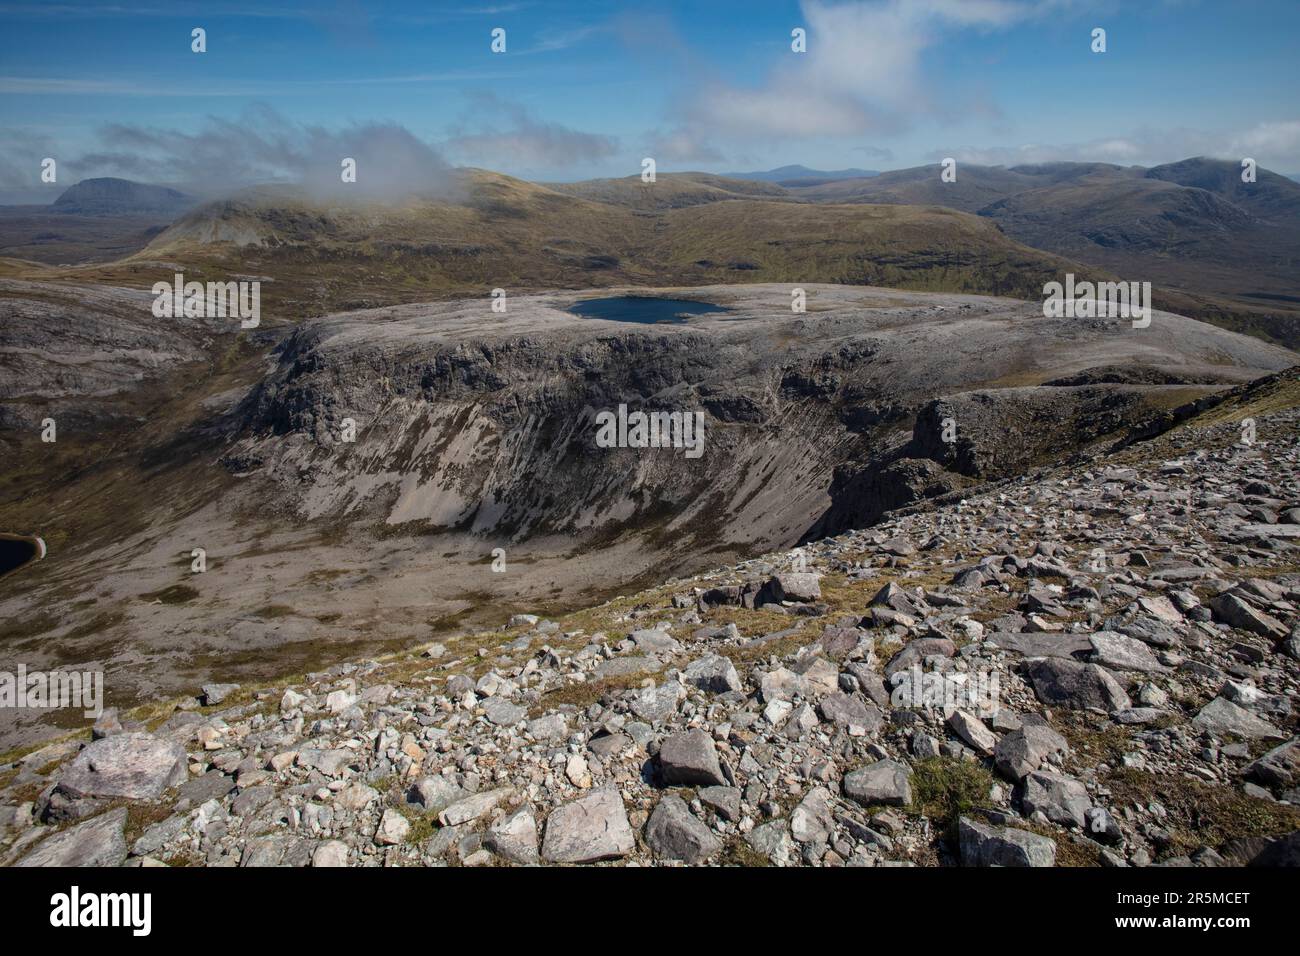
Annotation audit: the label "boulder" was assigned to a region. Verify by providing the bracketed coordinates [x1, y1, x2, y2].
[946, 709, 998, 755]
[480, 696, 526, 727]
[884, 638, 957, 679]
[644, 793, 721, 863]
[958, 816, 1056, 867]
[1247, 738, 1300, 789]
[766, 572, 822, 603]
[541, 788, 635, 863]
[659, 730, 728, 787]
[790, 787, 835, 845]
[683, 654, 742, 694]
[437, 787, 513, 827]
[1025, 658, 1131, 712]
[201, 683, 240, 706]
[485, 808, 540, 865]
[745, 820, 795, 866]
[45, 733, 187, 821]
[1088, 632, 1168, 673]
[843, 759, 912, 807]
[1019, 770, 1090, 828]
[818, 693, 883, 736]
[1210, 592, 1287, 640]
[994, 724, 1069, 781]
[16, 807, 129, 867]
[1193, 698, 1285, 740]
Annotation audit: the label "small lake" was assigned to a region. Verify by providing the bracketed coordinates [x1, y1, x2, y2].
[0, 535, 42, 577]
[568, 296, 730, 325]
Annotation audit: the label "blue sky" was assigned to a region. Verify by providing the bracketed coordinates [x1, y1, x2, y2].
[1, 0, 1298, 200]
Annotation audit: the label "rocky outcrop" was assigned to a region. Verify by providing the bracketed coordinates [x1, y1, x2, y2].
[220, 284, 1292, 552]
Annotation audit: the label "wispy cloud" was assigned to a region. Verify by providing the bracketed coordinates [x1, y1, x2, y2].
[651, 0, 1071, 158]
[64, 106, 456, 201]
[0, 71, 517, 96]
[935, 120, 1300, 170]
[443, 92, 618, 170]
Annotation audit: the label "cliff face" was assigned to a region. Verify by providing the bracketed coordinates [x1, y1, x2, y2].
[222, 283, 1295, 552]
[227, 300, 859, 551]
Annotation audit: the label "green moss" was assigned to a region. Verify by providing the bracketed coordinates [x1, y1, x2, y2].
[718, 837, 772, 867]
[910, 756, 993, 825]
[1106, 767, 1300, 859]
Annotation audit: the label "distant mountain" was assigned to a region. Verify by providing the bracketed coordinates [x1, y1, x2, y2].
[782, 157, 1300, 348]
[785, 161, 1127, 210]
[0, 177, 199, 264]
[128, 167, 1080, 321]
[548, 171, 788, 209]
[724, 164, 879, 186]
[52, 177, 197, 216]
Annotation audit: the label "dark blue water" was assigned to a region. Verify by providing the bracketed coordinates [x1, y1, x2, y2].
[568, 296, 729, 325]
[0, 536, 38, 576]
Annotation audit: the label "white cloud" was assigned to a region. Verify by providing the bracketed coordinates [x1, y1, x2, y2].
[936, 120, 1300, 171]
[690, 0, 1050, 141]
[442, 93, 618, 170]
[652, 0, 1064, 162]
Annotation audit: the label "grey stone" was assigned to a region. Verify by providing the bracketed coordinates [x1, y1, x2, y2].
[1247, 738, 1300, 788]
[683, 654, 742, 693]
[46, 733, 187, 820]
[132, 813, 186, 856]
[790, 787, 835, 844]
[818, 692, 883, 736]
[768, 572, 822, 602]
[987, 632, 1092, 658]
[958, 816, 1056, 867]
[645, 793, 721, 863]
[375, 808, 411, 846]
[745, 819, 795, 866]
[660, 730, 727, 787]
[1210, 593, 1287, 640]
[884, 637, 957, 678]
[177, 770, 235, 804]
[201, 683, 240, 706]
[630, 681, 685, 725]
[1026, 657, 1132, 712]
[1193, 697, 1285, 740]
[481, 696, 526, 727]
[595, 656, 663, 680]
[485, 808, 540, 865]
[843, 759, 912, 807]
[541, 788, 635, 863]
[16, 807, 129, 867]
[1089, 632, 1168, 673]
[994, 724, 1069, 781]
[312, 840, 349, 867]
[629, 629, 683, 655]
[699, 785, 741, 821]
[527, 713, 570, 743]
[438, 787, 513, 827]
[1019, 770, 1090, 828]
[947, 709, 998, 755]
